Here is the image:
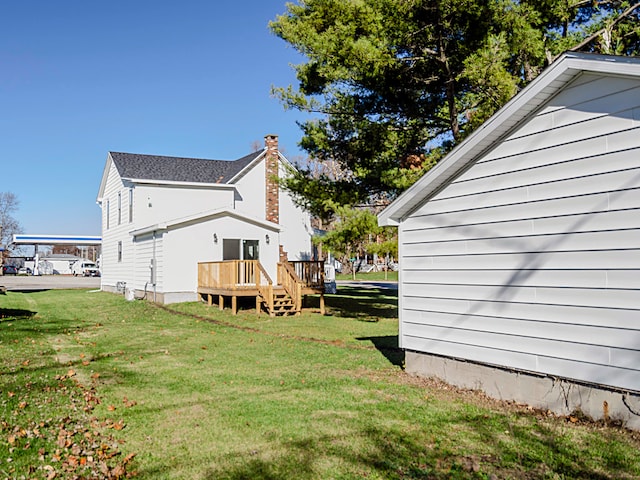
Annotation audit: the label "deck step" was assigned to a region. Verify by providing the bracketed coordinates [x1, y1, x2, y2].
[263, 288, 297, 316]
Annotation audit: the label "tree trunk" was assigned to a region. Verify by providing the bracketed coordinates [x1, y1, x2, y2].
[446, 75, 459, 141]
[435, 9, 459, 142]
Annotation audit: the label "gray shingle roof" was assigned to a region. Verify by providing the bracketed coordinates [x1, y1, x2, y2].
[109, 150, 263, 184]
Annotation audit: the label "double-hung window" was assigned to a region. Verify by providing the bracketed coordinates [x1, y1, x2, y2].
[117, 192, 122, 225]
[128, 189, 133, 223]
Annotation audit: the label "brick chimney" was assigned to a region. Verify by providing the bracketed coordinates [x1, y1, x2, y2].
[265, 134, 279, 224]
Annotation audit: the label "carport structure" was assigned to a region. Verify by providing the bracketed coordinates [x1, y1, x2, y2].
[11, 234, 102, 275]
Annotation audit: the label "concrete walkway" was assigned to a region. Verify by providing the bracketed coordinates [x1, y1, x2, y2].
[0, 275, 101, 291]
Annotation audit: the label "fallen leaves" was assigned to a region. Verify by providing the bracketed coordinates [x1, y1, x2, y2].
[54, 369, 76, 381]
[2, 371, 137, 479]
[106, 419, 126, 431]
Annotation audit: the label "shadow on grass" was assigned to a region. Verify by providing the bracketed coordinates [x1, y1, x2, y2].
[0, 308, 37, 319]
[4, 289, 51, 294]
[357, 335, 404, 367]
[191, 417, 627, 480]
[324, 286, 397, 320]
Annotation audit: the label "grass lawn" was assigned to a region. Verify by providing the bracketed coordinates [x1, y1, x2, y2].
[1, 287, 639, 479]
[336, 271, 398, 282]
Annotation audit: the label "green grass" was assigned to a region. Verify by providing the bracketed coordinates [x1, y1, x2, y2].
[1, 288, 639, 479]
[335, 270, 398, 281]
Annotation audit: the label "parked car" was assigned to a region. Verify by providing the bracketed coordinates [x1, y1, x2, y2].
[2, 265, 18, 275]
[18, 267, 32, 275]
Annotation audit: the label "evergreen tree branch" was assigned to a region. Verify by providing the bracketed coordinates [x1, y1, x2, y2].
[569, 2, 640, 52]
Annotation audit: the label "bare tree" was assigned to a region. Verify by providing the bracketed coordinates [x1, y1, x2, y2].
[0, 192, 22, 252]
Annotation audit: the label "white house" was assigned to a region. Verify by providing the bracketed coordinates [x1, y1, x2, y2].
[379, 53, 640, 429]
[96, 135, 313, 305]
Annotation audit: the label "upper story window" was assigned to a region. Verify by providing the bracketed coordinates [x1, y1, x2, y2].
[106, 199, 110, 230]
[128, 188, 133, 223]
[118, 241, 122, 262]
[117, 192, 122, 225]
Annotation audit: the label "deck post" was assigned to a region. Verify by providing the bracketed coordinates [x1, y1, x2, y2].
[218, 295, 224, 311]
[208, 294, 212, 307]
[319, 293, 325, 315]
[256, 295, 261, 315]
[232, 296, 237, 315]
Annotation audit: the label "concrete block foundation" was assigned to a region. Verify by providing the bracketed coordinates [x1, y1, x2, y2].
[406, 350, 640, 431]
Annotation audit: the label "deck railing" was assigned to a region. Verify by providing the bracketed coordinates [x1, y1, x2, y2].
[198, 260, 271, 290]
[288, 260, 325, 288]
[255, 262, 274, 313]
[278, 262, 303, 312]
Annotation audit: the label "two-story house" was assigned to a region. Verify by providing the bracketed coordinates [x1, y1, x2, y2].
[96, 135, 315, 306]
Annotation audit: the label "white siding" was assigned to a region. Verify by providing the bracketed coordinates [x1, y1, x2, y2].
[277, 160, 313, 260]
[234, 158, 312, 261]
[400, 74, 640, 392]
[234, 157, 266, 218]
[135, 184, 234, 227]
[132, 232, 163, 295]
[101, 162, 136, 290]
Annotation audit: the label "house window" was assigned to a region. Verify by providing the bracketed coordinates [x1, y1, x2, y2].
[223, 239, 240, 260]
[106, 200, 110, 230]
[128, 189, 133, 223]
[223, 239, 259, 284]
[243, 240, 259, 260]
[117, 241, 122, 262]
[117, 192, 122, 225]
[222, 239, 259, 260]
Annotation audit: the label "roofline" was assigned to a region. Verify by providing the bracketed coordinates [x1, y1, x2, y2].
[130, 208, 282, 238]
[122, 178, 237, 189]
[225, 149, 297, 184]
[96, 152, 114, 203]
[226, 150, 267, 184]
[378, 52, 640, 226]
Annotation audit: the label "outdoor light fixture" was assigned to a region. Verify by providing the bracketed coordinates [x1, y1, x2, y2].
[265, 234, 270, 244]
[213, 233, 218, 243]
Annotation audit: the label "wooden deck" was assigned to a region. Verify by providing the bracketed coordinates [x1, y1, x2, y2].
[197, 260, 325, 316]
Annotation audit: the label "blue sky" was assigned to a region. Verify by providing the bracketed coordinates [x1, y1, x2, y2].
[1, 1, 308, 237]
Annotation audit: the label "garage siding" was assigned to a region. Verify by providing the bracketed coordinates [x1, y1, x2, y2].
[399, 74, 640, 392]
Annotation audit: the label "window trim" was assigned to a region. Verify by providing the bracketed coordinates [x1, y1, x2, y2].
[106, 199, 110, 230]
[117, 192, 122, 225]
[128, 188, 133, 223]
